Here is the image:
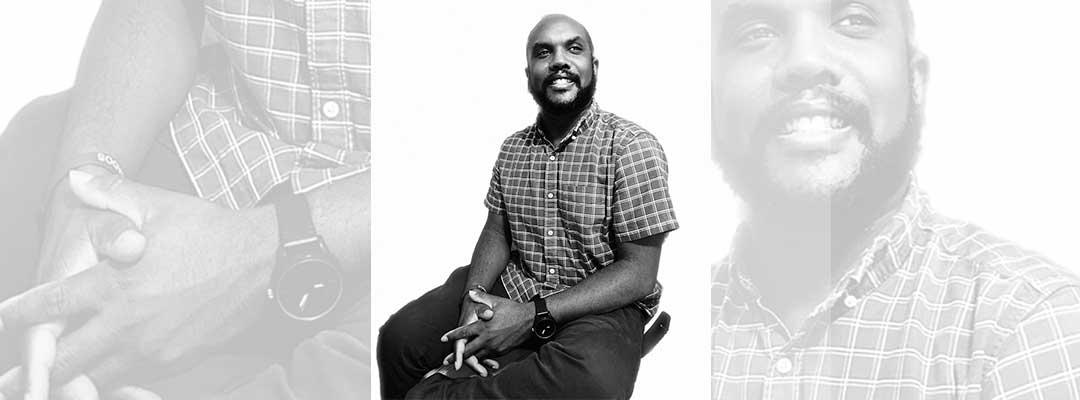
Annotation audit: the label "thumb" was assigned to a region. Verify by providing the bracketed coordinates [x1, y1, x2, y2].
[87, 211, 146, 265]
[468, 290, 496, 309]
[68, 170, 149, 228]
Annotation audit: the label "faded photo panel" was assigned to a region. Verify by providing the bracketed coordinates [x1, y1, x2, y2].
[0, 1, 371, 399]
[710, 0, 1080, 398]
[372, 0, 712, 399]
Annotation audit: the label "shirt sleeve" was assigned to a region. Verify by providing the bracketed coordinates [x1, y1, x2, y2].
[483, 150, 505, 215]
[982, 285, 1080, 399]
[611, 133, 679, 242]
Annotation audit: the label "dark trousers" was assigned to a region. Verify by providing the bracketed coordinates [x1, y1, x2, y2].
[0, 92, 195, 369]
[377, 266, 647, 400]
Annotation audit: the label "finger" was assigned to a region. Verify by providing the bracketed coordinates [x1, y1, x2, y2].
[86, 355, 141, 399]
[464, 356, 488, 377]
[482, 358, 500, 370]
[0, 266, 110, 333]
[68, 170, 149, 228]
[474, 304, 494, 321]
[467, 290, 495, 309]
[454, 338, 465, 370]
[44, 317, 120, 389]
[440, 321, 483, 343]
[442, 352, 454, 366]
[53, 375, 100, 400]
[23, 322, 66, 400]
[108, 386, 162, 400]
[87, 212, 146, 265]
[0, 366, 24, 399]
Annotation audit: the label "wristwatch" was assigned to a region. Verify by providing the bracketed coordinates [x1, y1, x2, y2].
[267, 189, 345, 323]
[531, 294, 558, 340]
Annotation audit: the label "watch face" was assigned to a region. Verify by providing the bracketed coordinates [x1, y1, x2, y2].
[534, 316, 557, 340]
[273, 258, 344, 321]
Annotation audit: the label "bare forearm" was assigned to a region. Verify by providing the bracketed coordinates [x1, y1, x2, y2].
[546, 234, 665, 323]
[54, 0, 198, 178]
[465, 212, 512, 294]
[308, 171, 371, 276]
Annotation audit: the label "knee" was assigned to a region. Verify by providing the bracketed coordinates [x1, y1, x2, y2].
[546, 334, 641, 399]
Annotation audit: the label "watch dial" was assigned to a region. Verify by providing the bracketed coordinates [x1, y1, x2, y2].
[536, 318, 557, 339]
[275, 259, 343, 321]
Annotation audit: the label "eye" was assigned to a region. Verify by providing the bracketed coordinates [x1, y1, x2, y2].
[834, 12, 878, 36]
[534, 48, 551, 58]
[568, 44, 584, 54]
[735, 24, 778, 46]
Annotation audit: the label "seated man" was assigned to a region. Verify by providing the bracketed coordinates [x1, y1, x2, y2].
[377, 14, 679, 399]
[0, 0, 370, 398]
[709, 0, 1080, 398]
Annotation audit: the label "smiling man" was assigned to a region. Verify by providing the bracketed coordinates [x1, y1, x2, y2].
[711, 0, 1080, 398]
[377, 14, 678, 399]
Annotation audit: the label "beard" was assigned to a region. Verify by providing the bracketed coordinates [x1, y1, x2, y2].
[529, 72, 598, 117]
[715, 95, 923, 229]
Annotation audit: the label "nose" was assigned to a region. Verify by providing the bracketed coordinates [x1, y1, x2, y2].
[548, 48, 570, 72]
[773, 24, 839, 93]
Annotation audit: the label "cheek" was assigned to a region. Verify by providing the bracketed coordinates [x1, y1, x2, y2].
[853, 56, 912, 144]
[712, 64, 773, 147]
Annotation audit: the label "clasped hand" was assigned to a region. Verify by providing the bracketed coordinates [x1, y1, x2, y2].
[0, 170, 276, 400]
[437, 290, 535, 377]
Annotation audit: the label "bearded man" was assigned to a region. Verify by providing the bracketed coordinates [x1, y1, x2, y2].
[710, 0, 1080, 398]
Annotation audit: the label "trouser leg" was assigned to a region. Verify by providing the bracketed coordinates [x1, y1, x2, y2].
[377, 266, 474, 399]
[405, 305, 646, 400]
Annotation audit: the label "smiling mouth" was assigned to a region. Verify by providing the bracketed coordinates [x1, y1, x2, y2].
[779, 114, 852, 136]
[546, 76, 578, 90]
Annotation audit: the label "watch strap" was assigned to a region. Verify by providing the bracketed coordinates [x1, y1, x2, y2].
[271, 186, 318, 246]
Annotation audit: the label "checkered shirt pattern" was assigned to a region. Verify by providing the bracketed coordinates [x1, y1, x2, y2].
[712, 181, 1080, 399]
[169, 0, 371, 209]
[485, 102, 679, 317]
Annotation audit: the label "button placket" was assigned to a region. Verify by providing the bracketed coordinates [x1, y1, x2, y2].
[543, 148, 560, 285]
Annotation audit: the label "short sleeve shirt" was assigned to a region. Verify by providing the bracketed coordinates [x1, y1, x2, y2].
[485, 102, 679, 316]
[169, 0, 371, 209]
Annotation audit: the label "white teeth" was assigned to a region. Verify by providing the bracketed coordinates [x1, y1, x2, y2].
[783, 116, 847, 134]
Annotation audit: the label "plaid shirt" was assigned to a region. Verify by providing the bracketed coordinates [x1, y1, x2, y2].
[712, 181, 1080, 399]
[169, 0, 371, 209]
[484, 102, 679, 316]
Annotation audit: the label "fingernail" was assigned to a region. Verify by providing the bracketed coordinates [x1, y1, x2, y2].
[440, 335, 447, 342]
[68, 169, 93, 187]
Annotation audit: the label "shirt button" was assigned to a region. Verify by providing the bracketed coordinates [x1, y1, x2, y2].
[547, 230, 554, 236]
[775, 357, 793, 374]
[844, 295, 859, 308]
[321, 100, 341, 119]
[547, 192, 555, 199]
[548, 268, 556, 274]
[549, 155, 557, 161]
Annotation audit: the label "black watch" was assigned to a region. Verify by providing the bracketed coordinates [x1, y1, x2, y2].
[267, 189, 345, 323]
[531, 295, 558, 340]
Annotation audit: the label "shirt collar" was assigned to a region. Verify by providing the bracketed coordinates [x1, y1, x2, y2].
[723, 176, 934, 307]
[529, 101, 600, 149]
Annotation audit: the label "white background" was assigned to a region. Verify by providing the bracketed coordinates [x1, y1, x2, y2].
[1, 1, 1078, 399]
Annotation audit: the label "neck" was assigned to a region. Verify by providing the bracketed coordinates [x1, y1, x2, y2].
[537, 106, 587, 145]
[739, 178, 910, 322]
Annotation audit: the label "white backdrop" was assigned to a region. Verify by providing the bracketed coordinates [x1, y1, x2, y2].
[1, 1, 1078, 399]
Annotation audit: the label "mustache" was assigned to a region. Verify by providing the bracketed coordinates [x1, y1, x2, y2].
[543, 71, 580, 87]
[759, 86, 872, 136]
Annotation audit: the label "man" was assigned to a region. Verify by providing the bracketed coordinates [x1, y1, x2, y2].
[0, 0, 370, 398]
[377, 14, 678, 399]
[711, 0, 1080, 398]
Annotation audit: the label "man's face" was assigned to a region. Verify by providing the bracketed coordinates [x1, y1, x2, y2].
[712, 0, 926, 208]
[526, 17, 598, 116]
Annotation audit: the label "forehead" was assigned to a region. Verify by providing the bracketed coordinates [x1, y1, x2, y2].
[529, 19, 590, 46]
[714, 0, 901, 21]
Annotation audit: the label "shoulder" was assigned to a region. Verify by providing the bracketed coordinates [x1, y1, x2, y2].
[592, 109, 667, 163]
[917, 211, 1080, 331]
[495, 126, 536, 158]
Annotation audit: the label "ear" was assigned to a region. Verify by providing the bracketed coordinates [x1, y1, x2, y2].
[909, 50, 929, 108]
[592, 56, 600, 75]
